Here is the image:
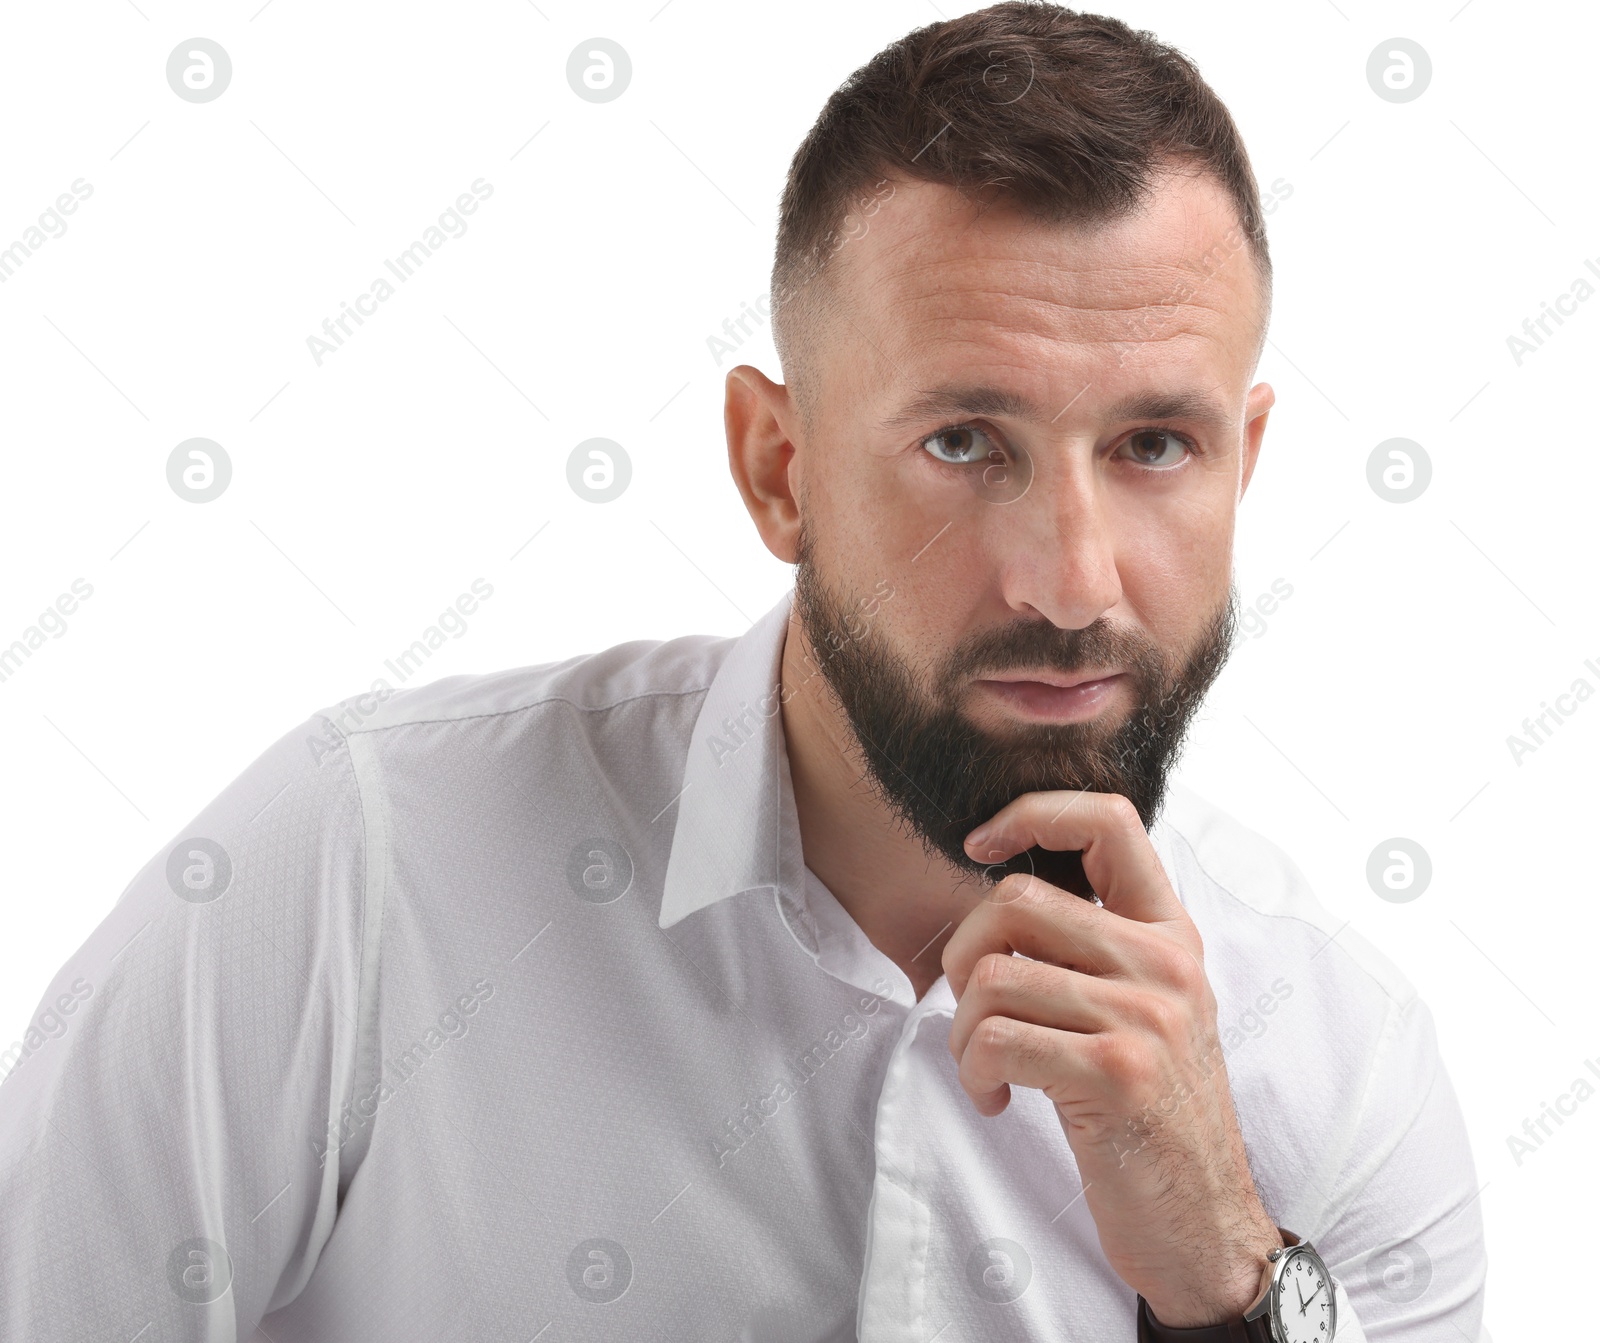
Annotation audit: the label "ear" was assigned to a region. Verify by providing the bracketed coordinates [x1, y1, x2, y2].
[1238, 380, 1274, 500]
[725, 364, 804, 563]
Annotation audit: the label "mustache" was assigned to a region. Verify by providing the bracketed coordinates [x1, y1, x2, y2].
[938, 617, 1168, 693]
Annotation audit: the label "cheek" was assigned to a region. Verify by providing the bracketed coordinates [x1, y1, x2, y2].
[823, 450, 996, 602]
[808, 437, 916, 548]
[1105, 483, 1235, 630]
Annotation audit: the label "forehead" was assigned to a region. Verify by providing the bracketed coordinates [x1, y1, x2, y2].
[826, 170, 1265, 409]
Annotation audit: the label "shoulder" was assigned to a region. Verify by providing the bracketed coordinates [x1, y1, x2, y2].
[1156, 784, 1481, 1260]
[301, 627, 737, 759]
[1157, 779, 1416, 1010]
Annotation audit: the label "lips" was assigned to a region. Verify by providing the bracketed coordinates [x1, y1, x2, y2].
[973, 671, 1127, 723]
[978, 670, 1123, 691]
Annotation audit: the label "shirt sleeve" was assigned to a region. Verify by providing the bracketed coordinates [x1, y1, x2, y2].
[1313, 988, 1489, 1341]
[0, 708, 372, 1342]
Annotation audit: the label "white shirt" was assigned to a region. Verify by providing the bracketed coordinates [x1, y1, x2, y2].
[0, 587, 1487, 1342]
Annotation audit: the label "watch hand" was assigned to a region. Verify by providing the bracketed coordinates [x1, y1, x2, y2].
[1295, 1281, 1308, 1313]
[1300, 1280, 1325, 1314]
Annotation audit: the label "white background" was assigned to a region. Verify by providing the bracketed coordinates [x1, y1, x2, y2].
[0, 1, 1591, 1336]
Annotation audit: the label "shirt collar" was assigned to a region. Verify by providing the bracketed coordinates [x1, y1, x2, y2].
[658, 587, 801, 929]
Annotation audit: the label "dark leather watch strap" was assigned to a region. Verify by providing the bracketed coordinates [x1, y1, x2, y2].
[1135, 1293, 1268, 1343]
[1134, 1228, 1299, 1343]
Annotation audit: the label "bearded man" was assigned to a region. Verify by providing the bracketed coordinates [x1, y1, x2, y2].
[0, 5, 1486, 1341]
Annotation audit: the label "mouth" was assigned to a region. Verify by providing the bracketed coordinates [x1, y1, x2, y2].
[973, 670, 1127, 722]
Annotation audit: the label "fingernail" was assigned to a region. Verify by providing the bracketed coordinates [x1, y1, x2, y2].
[965, 826, 990, 850]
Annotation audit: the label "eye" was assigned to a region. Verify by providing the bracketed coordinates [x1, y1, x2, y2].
[1117, 428, 1193, 469]
[920, 423, 1002, 466]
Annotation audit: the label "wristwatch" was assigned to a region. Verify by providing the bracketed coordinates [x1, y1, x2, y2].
[1135, 1228, 1336, 1342]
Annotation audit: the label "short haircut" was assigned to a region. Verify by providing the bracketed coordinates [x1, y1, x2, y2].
[769, 1, 1272, 423]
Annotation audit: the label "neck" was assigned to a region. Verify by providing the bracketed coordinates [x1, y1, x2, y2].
[778, 612, 984, 1001]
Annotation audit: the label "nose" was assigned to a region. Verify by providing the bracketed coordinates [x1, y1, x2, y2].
[994, 450, 1122, 629]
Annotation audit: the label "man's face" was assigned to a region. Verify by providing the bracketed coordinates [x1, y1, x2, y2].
[786, 168, 1271, 894]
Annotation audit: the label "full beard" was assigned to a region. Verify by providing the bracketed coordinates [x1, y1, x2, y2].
[790, 526, 1239, 900]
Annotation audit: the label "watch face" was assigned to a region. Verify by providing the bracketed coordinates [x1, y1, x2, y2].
[1272, 1247, 1334, 1342]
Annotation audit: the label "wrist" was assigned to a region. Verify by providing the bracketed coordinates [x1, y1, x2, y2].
[1140, 1221, 1283, 1327]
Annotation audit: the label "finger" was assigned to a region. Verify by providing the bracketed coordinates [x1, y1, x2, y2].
[947, 951, 1121, 1065]
[956, 1014, 1107, 1117]
[942, 872, 1141, 999]
[963, 790, 1181, 924]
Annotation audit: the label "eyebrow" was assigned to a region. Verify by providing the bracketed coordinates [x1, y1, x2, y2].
[1100, 389, 1233, 431]
[878, 385, 1034, 431]
[877, 384, 1233, 434]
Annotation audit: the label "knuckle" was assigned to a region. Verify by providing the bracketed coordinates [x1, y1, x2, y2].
[1020, 870, 1049, 899]
[989, 872, 1034, 907]
[1150, 940, 1202, 992]
[971, 1015, 1014, 1058]
[1171, 948, 1206, 994]
[1140, 993, 1183, 1040]
[1091, 1032, 1154, 1091]
[971, 952, 1016, 996]
[1087, 1029, 1129, 1076]
[1103, 793, 1142, 830]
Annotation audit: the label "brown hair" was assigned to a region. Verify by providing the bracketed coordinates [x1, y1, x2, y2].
[770, 1, 1271, 415]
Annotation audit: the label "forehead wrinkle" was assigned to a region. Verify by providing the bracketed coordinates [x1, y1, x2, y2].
[864, 254, 1249, 329]
[867, 235, 1251, 292]
[881, 291, 1236, 364]
[831, 243, 1259, 366]
[889, 284, 1235, 326]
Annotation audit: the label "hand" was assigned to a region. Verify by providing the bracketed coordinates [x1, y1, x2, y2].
[944, 789, 1281, 1327]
